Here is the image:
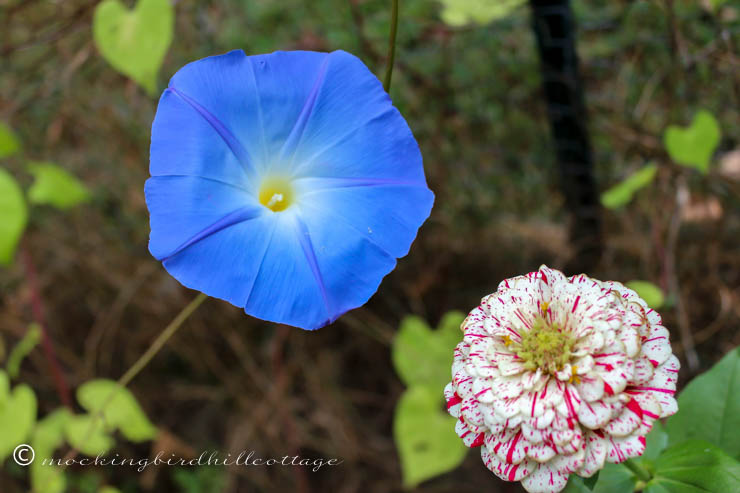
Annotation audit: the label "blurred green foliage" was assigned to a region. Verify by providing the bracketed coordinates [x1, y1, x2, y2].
[392, 312, 467, 487]
[625, 280, 665, 309]
[0, 168, 28, 265]
[600, 164, 657, 209]
[438, 0, 526, 27]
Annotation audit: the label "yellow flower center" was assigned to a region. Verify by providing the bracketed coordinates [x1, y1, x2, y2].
[258, 177, 294, 212]
[509, 315, 575, 374]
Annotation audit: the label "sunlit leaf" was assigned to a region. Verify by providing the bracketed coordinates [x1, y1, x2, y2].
[0, 121, 21, 158]
[644, 440, 740, 493]
[665, 346, 740, 459]
[439, 0, 526, 27]
[625, 280, 665, 309]
[0, 382, 37, 461]
[27, 162, 90, 210]
[93, 0, 174, 95]
[31, 409, 72, 493]
[77, 379, 157, 442]
[584, 463, 637, 493]
[393, 386, 467, 488]
[392, 311, 465, 390]
[0, 168, 28, 266]
[64, 414, 116, 456]
[6, 323, 42, 379]
[664, 110, 721, 174]
[600, 163, 657, 209]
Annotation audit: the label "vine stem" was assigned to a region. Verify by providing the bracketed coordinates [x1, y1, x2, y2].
[383, 0, 399, 91]
[116, 291, 207, 389]
[42, 292, 208, 490]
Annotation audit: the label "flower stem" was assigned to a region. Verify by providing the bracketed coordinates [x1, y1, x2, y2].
[623, 458, 652, 483]
[117, 291, 207, 388]
[383, 0, 399, 91]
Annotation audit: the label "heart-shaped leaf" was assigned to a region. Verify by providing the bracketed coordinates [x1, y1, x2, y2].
[93, 0, 174, 95]
[644, 440, 740, 493]
[393, 386, 467, 488]
[0, 121, 20, 158]
[439, 0, 526, 26]
[625, 280, 665, 309]
[0, 168, 27, 266]
[64, 414, 115, 455]
[600, 163, 658, 209]
[392, 311, 465, 390]
[27, 162, 90, 210]
[664, 110, 721, 174]
[77, 379, 157, 442]
[0, 378, 37, 462]
[665, 346, 740, 459]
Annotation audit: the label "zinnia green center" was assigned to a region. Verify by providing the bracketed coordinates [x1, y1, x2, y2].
[509, 315, 575, 373]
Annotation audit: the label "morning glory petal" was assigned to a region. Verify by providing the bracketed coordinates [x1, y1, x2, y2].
[145, 175, 262, 261]
[294, 208, 398, 326]
[244, 213, 331, 329]
[161, 214, 274, 308]
[168, 49, 329, 172]
[150, 89, 251, 187]
[297, 181, 434, 259]
[288, 50, 427, 185]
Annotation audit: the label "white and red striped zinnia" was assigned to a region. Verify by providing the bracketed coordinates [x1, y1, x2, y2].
[444, 266, 679, 493]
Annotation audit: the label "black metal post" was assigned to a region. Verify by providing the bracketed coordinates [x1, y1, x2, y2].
[530, 0, 602, 272]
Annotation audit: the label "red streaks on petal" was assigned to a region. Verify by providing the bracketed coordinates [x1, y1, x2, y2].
[604, 381, 614, 396]
[470, 433, 485, 448]
[626, 398, 643, 419]
[506, 432, 523, 463]
[447, 392, 463, 409]
[572, 295, 581, 313]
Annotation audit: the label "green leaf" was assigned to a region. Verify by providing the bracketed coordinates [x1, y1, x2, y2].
[77, 379, 157, 442]
[645, 440, 740, 493]
[31, 409, 72, 493]
[0, 121, 21, 158]
[93, 0, 174, 95]
[600, 163, 658, 209]
[0, 383, 37, 461]
[589, 463, 637, 493]
[0, 167, 28, 266]
[664, 110, 721, 174]
[439, 0, 526, 26]
[625, 281, 665, 309]
[64, 414, 116, 456]
[665, 346, 740, 459]
[392, 311, 465, 390]
[393, 386, 467, 488]
[0, 370, 9, 404]
[27, 162, 90, 210]
[643, 421, 669, 461]
[6, 323, 42, 379]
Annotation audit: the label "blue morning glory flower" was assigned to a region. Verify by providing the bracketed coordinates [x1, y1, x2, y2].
[145, 50, 434, 330]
